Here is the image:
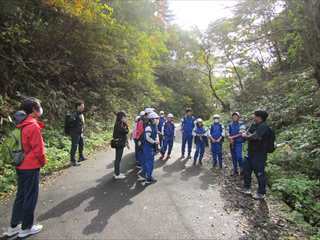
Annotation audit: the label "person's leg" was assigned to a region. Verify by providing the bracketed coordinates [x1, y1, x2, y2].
[230, 145, 238, 173]
[199, 142, 205, 163]
[114, 147, 124, 176]
[10, 170, 24, 228]
[211, 144, 217, 166]
[235, 143, 243, 172]
[21, 169, 40, 230]
[78, 135, 85, 160]
[161, 138, 168, 156]
[187, 135, 193, 157]
[252, 153, 267, 195]
[167, 139, 174, 156]
[217, 143, 223, 168]
[134, 141, 139, 164]
[194, 143, 200, 163]
[181, 133, 187, 157]
[70, 134, 80, 163]
[243, 155, 253, 190]
[145, 149, 155, 181]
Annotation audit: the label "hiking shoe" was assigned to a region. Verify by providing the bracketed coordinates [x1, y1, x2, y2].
[253, 193, 266, 200]
[242, 188, 252, 195]
[114, 173, 126, 180]
[18, 224, 43, 238]
[3, 224, 21, 237]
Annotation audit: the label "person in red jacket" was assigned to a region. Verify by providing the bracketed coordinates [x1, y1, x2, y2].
[3, 97, 47, 239]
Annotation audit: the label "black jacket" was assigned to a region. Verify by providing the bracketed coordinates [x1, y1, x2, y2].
[70, 112, 85, 136]
[247, 122, 269, 154]
[112, 122, 129, 148]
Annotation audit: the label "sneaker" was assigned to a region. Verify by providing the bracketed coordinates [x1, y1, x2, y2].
[253, 193, 266, 200]
[3, 224, 21, 237]
[71, 161, 81, 167]
[145, 178, 157, 185]
[136, 165, 142, 169]
[18, 224, 43, 238]
[180, 155, 185, 159]
[242, 188, 252, 195]
[114, 173, 126, 180]
[187, 154, 191, 159]
[199, 161, 203, 166]
[79, 156, 87, 162]
[165, 155, 171, 161]
[137, 176, 146, 182]
[159, 155, 164, 161]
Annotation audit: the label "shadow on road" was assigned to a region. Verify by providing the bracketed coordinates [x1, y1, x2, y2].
[38, 152, 145, 236]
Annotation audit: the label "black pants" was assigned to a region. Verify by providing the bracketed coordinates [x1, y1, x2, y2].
[243, 152, 267, 194]
[70, 134, 84, 162]
[114, 147, 124, 176]
[11, 169, 40, 230]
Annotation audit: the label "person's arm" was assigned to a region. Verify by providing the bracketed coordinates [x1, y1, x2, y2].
[192, 127, 197, 137]
[28, 125, 47, 167]
[246, 124, 268, 140]
[145, 126, 156, 144]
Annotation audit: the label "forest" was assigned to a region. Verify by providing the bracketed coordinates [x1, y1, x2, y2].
[0, 0, 319, 238]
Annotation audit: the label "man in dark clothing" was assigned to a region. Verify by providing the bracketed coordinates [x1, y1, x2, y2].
[69, 101, 86, 166]
[242, 110, 271, 200]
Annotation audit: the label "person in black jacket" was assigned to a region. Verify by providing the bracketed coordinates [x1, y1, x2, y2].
[113, 111, 129, 179]
[69, 101, 86, 166]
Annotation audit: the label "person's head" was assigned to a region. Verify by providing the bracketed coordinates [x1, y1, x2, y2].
[135, 116, 140, 122]
[232, 112, 240, 122]
[116, 111, 127, 123]
[213, 114, 220, 123]
[160, 111, 165, 117]
[148, 112, 160, 125]
[20, 97, 43, 118]
[254, 110, 268, 124]
[167, 113, 174, 122]
[196, 118, 203, 127]
[186, 108, 192, 116]
[76, 100, 85, 113]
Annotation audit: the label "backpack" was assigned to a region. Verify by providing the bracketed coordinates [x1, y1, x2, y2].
[64, 112, 75, 135]
[4, 128, 24, 166]
[265, 127, 276, 153]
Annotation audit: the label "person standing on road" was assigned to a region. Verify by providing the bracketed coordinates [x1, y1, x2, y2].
[209, 114, 225, 169]
[133, 111, 146, 170]
[159, 113, 175, 161]
[181, 108, 195, 159]
[192, 118, 209, 166]
[112, 111, 129, 180]
[139, 112, 159, 185]
[228, 112, 245, 176]
[242, 110, 274, 200]
[4, 98, 46, 238]
[158, 111, 166, 148]
[68, 101, 87, 167]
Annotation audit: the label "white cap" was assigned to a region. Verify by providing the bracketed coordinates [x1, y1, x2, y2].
[213, 114, 220, 119]
[148, 112, 160, 119]
[167, 113, 174, 118]
[160, 111, 165, 115]
[139, 111, 146, 116]
[135, 116, 140, 121]
[196, 118, 203, 123]
[145, 108, 155, 114]
[232, 112, 240, 117]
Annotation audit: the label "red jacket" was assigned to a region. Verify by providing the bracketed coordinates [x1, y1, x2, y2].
[16, 115, 47, 170]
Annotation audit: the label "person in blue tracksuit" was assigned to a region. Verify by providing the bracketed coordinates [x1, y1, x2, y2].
[181, 108, 195, 159]
[160, 113, 175, 161]
[138, 111, 159, 185]
[228, 112, 245, 175]
[209, 114, 225, 169]
[158, 111, 166, 148]
[192, 118, 209, 166]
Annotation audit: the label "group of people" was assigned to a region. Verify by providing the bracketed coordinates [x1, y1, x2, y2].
[3, 97, 274, 239]
[111, 108, 176, 185]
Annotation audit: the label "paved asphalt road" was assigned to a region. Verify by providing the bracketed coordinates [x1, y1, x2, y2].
[1, 128, 252, 240]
